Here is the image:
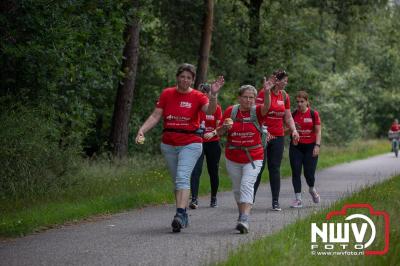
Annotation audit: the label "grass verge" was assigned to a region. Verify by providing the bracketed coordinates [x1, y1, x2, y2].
[0, 139, 390, 237]
[218, 175, 400, 266]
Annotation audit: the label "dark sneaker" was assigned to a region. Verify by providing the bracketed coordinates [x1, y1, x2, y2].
[210, 197, 218, 208]
[236, 221, 249, 234]
[271, 200, 282, 211]
[189, 199, 198, 209]
[171, 213, 189, 233]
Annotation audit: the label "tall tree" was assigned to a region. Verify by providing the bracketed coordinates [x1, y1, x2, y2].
[240, 0, 263, 84]
[195, 0, 214, 88]
[110, 0, 140, 158]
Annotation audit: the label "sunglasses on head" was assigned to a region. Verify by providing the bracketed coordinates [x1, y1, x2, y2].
[275, 70, 287, 80]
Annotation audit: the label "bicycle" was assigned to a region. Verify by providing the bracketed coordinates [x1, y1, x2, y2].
[388, 131, 399, 157]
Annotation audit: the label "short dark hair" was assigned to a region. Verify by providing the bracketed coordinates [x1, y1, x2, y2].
[176, 63, 196, 79]
[273, 69, 288, 80]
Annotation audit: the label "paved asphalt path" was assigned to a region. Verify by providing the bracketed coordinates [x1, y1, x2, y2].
[1, 153, 400, 266]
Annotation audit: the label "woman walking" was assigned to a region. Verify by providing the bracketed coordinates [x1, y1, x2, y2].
[189, 83, 222, 209]
[135, 63, 224, 232]
[289, 90, 321, 207]
[217, 81, 270, 234]
[253, 70, 299, 211]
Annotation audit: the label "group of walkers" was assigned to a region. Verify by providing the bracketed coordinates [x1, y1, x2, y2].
[136, 63, 322, 234]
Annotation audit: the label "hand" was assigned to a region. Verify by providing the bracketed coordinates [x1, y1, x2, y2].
[223, 123, 233, 130]
[267, 132, 275, 142]
[135, 131, 145, 144]
[223, 118, 233, 130]
[204, 131, 216, 140]
[263, 75, 276, 91]
[292, 130, 300, 144]
[210, 76, 225, 95]
[313, 145, 320, 157]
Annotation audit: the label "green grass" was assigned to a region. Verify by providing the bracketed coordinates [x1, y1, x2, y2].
[0, 139, 390, 237]
[218, 175, 400, 266]
[278, 139, 390, 179]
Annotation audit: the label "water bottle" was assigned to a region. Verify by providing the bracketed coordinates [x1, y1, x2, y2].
[262, 125, 268, 134]
[196, 120, 206, 136]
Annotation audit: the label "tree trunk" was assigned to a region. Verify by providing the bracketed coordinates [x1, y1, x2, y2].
[110, 1, 140, 158]
[245, 0, 263, 84]
[195, 0, 214, 89]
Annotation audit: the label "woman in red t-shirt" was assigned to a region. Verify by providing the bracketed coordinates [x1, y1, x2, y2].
[217, 83, 270, 234]
[135, 63, 224, 233]
[253, 70, 300, 211]
[289, 91, 321, 208]
[189, 83, 223, 209]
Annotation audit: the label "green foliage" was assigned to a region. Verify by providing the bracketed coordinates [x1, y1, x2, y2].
[316, 64, 371, 143]
[0, 104, 80, 200]
[0, 0, 127, 154]
[3, 0, 399, 155]
[0, 139, 388, 237]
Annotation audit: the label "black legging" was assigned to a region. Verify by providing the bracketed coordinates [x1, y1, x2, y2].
[190, 141, 221, 199]
[289, 143, 318, 193]
[254, 136, 284, 201]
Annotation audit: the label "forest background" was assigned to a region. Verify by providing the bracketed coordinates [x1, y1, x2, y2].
[1, 0, 399, 204]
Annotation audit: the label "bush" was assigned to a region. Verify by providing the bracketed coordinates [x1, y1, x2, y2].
[0, 104, 80, 200]
[316, 65, 370, 144]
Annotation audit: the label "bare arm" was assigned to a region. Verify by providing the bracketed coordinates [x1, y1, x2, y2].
[313, 124, 322, 157]
[285, 110, 299, 141]
[260, 76, 273, 116]
[216, 123, 232, 136]
[135, 108, 163, 143]
[203, 95, 218, 115]
[284, 109, 296, 132]
[202, 76, 225, 115]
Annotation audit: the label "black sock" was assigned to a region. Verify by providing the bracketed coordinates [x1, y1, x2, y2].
[177, 208, 186, 214]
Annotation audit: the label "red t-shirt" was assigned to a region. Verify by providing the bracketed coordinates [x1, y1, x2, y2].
[200, 104, 222, 143]
[256, 89, 290, 137]
[390, 123, 399, 132]
[222, 105, 265, 163]
[156, 87, 208, 146]
[293, 108, 321, 144]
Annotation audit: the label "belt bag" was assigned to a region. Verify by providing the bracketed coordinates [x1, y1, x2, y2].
[163, 128, 202, 136]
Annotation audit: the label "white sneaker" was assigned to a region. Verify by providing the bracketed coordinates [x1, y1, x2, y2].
[291, 199, 303, 208]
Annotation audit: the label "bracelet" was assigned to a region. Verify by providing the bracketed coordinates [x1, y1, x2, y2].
[315, 144, 321, 147]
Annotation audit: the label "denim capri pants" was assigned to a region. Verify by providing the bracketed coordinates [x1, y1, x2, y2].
[160, 142, 203, 190]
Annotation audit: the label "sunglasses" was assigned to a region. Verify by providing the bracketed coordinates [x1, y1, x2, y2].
[275, 70, 287, 80]
[296, 100, 305, 103]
